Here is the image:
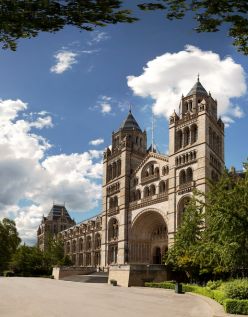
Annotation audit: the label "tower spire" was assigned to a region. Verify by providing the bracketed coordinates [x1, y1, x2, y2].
[152, 110, 154, 152]
[197, 73, 200, 82]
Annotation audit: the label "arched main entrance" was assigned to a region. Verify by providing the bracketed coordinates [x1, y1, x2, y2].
[129, 210, 168, 264]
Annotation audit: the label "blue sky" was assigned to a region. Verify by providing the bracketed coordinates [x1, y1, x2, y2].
[0, 6, 247, 244]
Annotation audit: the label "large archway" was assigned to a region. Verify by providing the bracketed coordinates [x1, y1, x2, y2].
[129, 210, 168, 264]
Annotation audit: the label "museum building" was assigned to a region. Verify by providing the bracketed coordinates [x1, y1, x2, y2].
[37, 78, 225, 269]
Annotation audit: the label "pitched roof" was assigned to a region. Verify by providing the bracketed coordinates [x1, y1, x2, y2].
[120, 110, 142, 132]
[186, 78, 208, 97]
[47, 204, 73, 221]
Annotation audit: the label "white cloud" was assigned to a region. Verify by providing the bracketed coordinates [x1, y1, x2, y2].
[127, 45, 246, 124]
[0, 99, 102, 244]
[88, 31, 110, 46]
[81, 49, 100, 54]
[101, 102, 112, 114]
[50, 50, 78, 74]
[89, 138, 104, 146]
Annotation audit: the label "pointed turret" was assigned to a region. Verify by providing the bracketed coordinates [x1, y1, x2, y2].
[186, 75, 208, 97]
[120, 110, 142, 132]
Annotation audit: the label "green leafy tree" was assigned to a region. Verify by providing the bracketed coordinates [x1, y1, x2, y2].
[0, 0, 136, 51]
[167, 162, 248, 281]
[10, 245, 50, 276]
[45, 236, 72, 266]
[139, 0, 248, 55]
[165, 195, 204, 281]
[1, 1, 248, 54]
[201, 166, 248, 276]
[0, 218, 21, 272]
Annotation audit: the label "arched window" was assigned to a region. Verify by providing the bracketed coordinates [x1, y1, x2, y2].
[150, 164, 154, 175]
[72, 240, 76, 253]
[150, 184, 156, 196]
[176, 130, 183, 150]
[159, 181, 166, 193]
[86, 236, 91, 250]
[109, 197, 114, 209]
[79, 238, 84, 252]
[66, 242, 70, 254]
[155, 167, 159, 176]
[136, 189, 141, 200]
[95, 233, 101, 249]
[191, 124, 198, 143]
[113, 162, 117, 178]
[189, 100, 193, 111]
[108, 218, 119, 241]
[144, 187, 149, 197]
[117, 160, 121, 176]
[209, 127, 212, 147]
[186, 167, 193, 182]
[184, 127, 190, 146]
[114, 196, 118, 207]
[179, 170, 186, 185]
[177, 196, 191, 227]
[131, 191, 136, 202]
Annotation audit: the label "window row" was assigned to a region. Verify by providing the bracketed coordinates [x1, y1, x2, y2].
[210, 153, 221, 171]
[175, 150, 197, 166]
[107, 182, 120, 195]
[130, 180, 169, 202]
[107, 160, 121, 181]
[179, 167, 193, 185]
[209, 127, 222, 156]
[175, 124, 198, 151]
[67, 233, 102, 253]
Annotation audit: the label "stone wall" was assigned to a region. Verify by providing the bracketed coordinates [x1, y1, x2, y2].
[52, 266, 96, 280]
[108, 264, 170, 287]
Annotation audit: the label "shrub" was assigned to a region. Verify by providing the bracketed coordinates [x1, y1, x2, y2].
[145, 281, 175, 289]
[212, 290, 226, 304]
[224, 279, 248, 300]
[224, 299, 248, 315]
[3, 270, 14, 277]
[206, 280, 222, 290]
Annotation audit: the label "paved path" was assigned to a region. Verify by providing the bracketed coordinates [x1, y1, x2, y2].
[0, 277, 213, 317]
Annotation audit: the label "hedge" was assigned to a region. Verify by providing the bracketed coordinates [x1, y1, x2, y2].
[145, 280, 248, 315]
[145, 281, 175, 289]
[224, 279, 248, 300]
[224, 299, 248, 315]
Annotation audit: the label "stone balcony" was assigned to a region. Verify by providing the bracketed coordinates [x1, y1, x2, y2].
[141, 173, 159, 185]
[129, 192, 168, 211]
[108, 206, 120, 216]
[177, 181, 195, 195]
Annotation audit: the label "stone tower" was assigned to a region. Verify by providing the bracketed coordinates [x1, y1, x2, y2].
[101, 110, 147, 266]
[168, 77, 224, 244]
[37, 204, 75, 251]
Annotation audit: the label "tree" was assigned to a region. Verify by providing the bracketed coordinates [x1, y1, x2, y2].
[139, 0, 248, 55]
[165, 194, 204, 281]
[44, 236, 72, 266]
[0, 0, 136, 51]
[166, 162, 248, 281]
[201, 167, 248, 276]
[1, 1, 248, 54]
[0, 218, 21, 272]
[10, 245, 49, 276]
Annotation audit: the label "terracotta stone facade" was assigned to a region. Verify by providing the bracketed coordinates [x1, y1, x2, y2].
[37, 79, 225, 269]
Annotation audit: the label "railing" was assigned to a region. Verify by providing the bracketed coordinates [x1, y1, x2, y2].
[129, 192, 168, 211]
[177, 181, 195, 194]
[108, 206, 119, 216]
[141, 173, 159, 185]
